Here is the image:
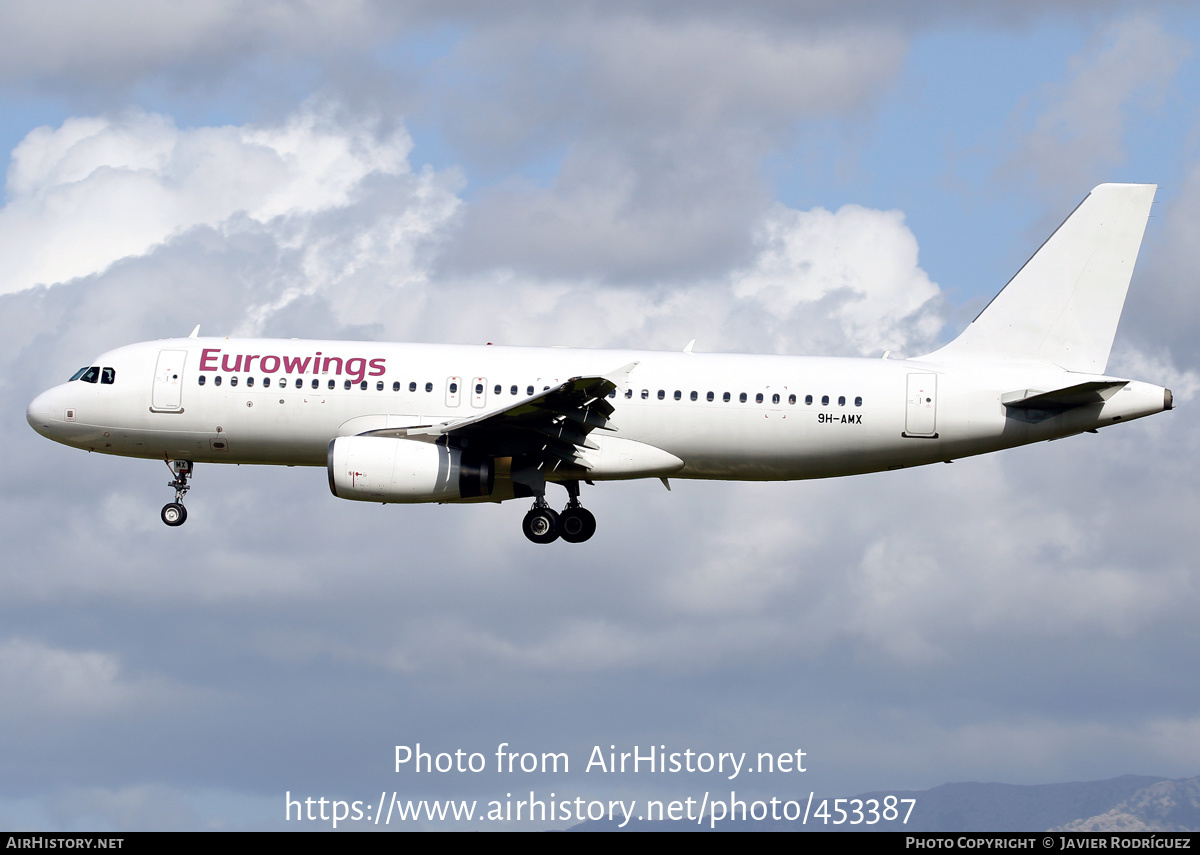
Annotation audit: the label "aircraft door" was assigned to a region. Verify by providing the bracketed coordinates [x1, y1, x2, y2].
[471, 377, 487, 408]
[904, 373, 937, 437]
[151, 349, 187, 412]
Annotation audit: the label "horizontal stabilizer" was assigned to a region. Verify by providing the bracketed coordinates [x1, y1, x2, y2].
[1002, 380, 1127, 413]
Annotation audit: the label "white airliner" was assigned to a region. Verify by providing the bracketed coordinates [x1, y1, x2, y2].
[27, 184, 1172, 543]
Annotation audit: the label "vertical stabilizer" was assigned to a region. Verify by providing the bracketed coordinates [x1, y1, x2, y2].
[926, 184, 1156, 372]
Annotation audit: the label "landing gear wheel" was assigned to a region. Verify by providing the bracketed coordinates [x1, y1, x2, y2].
[559, 507, 596, 543]
[522, 507, 560, 544]
[162, 459, 194, 526]
[161, 502, 187, 526]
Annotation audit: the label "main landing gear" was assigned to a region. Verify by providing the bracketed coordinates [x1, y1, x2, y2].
[521, 480, 597, 545]
[161, 459, 193, 527]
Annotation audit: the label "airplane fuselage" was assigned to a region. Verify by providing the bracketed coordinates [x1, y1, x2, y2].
[28, 337, 1170, 484]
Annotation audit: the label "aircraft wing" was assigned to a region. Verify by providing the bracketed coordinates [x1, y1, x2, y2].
[360, 363, 639, 488]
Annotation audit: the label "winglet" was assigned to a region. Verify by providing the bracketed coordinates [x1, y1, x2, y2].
[188, 325, 201, 339]
[604, 362, 639, 387]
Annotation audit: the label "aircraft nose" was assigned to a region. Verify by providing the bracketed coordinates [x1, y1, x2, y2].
[26, 388, 56, 438]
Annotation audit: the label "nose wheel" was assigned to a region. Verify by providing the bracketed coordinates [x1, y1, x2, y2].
[161, 459, 193, 526]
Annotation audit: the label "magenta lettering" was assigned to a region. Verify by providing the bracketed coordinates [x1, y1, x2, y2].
[197, 348, 386, 378]
[282, 356, 312, 374]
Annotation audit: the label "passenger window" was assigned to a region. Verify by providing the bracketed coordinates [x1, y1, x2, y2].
[772, 393, 780, 404]
[393, 381, 401, 391]
[426, 382, 433, 393]
[756, 393, 763, 404]
[805, 395, 812, 405]
[821, 395, 829, 405]
[641, 389, 649, 399]
[838, 395, 845, 406]
[101, 367, 115, 384]
[475, 383, 483, 395]
[723, 392, 730, 402]
[739, 393, 747, 403]
[328, 379, 335, 390]
[788, 394, 795, 405]
[673, 390, 681, 401]
[198, 375, 206, 386]
[230, 376, 238, 387]
[247, 377, 255, 387]
[214, 376, 222, 387]
[263, 377, 271, 388]
[449, 382, 458, 394]
[855, 396, 863, 407]
[344, 380, 352, 390]
[409, 381, 417, 392]
[527, 385, 534, 395]
[511, 385, 518, 395]
[609, 390, 616, 398]
[360, 381, 368, 390]
[690, 391, 698, 401]
[658, 390, 665, 400]
[494, 384, 501, 395]
[706, 392, 714, 402]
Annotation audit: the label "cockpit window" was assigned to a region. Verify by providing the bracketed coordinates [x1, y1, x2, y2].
[100, 367, 115, 384]
[72, 366, 100, 383]
[69, 367, 89, 381]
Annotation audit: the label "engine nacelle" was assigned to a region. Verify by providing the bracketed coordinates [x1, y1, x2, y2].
[328, 436, 494, 503]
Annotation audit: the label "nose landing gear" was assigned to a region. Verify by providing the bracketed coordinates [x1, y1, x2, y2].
[520, 480, 597, 544]
[161, 459, 193, 527]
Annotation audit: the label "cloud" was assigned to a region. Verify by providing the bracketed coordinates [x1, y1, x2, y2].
[0, 1, 401, 91]
[434, 15, 909, 282]
[0, 639, 175, 721]
[733, 203, 942, 355]
[1000, 14, 1188, 203]
[1121, 160, 1200, 366]
[0, 102, 433, 298]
